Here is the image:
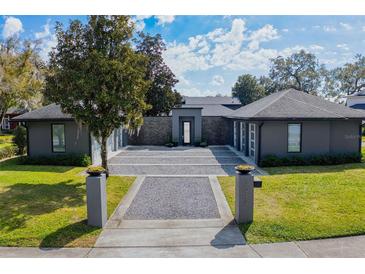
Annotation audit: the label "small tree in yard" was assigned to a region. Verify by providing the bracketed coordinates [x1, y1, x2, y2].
[13, 125, 27, 155]
[45, 16, 150, 173]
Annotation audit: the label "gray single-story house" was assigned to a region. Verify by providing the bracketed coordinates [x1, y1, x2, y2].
[13, 89, 365, 165]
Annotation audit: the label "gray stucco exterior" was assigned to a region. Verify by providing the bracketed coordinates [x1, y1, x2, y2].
[26, 121, 90, 157]
[201, 117, 232, 145]
[231, 119, 362, 164]
[172, 108, 202, 145]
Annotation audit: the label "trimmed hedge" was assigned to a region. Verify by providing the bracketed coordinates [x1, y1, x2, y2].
[19, 154, 92, 167]
[260, 153, 362, 167]
[0, 146, 17, 161]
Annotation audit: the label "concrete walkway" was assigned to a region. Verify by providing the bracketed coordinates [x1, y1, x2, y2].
[1, 235, 364, 257]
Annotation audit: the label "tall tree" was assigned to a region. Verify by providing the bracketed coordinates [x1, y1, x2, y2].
[269, 50, 321, 94]
[334, 54, 365, 95]
[45, 16, 150, 172]
[136, 33, 181, 116]
[232, 74, 266, 105]
[0, 38, 44, 133]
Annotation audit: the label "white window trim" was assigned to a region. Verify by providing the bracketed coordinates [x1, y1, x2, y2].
[240, 122, 245, 152]
[249, 123, 256, 159]
[233, 121, 237, 148]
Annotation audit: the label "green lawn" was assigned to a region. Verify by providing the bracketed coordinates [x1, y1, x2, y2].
[218, 158, 365, 244]
[0, 158, 135, 247]
[0, 134, 14, 149]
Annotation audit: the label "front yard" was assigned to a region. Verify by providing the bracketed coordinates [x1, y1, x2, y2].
[219, 152, 365, 244]
[0, 158, 135, 247]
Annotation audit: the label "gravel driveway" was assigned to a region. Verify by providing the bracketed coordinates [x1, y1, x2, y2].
[124, 177, 220, 220]
[109, 146, 245, 176]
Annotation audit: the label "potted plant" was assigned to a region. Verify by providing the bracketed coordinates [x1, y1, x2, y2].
[235, 164, 255, 174]
[86, 166, 106, 176]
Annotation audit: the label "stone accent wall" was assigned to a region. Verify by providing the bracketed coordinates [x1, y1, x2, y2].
[202, 117, 232, 145]
[128, 116, 172, 145]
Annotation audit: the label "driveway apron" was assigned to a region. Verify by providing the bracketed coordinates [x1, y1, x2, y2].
[93, 146, 252, 257]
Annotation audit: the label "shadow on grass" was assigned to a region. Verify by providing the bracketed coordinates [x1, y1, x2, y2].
[0, 180, 85, 232]
[0, 158, 76, 173]
[40, 220, 99, 248]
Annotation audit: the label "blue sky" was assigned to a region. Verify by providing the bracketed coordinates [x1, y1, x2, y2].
[1, 15, 365, 96]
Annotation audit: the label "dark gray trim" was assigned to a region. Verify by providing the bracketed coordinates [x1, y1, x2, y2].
[51, 123, 66, 153]
[12, 118, 75, 123]
[359, 123, 363, 154]
[25, 122, 30, 156]
[226, 116, 363, 121]
[287, 123, 302, 153]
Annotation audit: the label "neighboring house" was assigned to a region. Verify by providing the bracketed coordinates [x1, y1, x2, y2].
[13, 89, 365, 166]
[345, 90, 365, 111]
[1, 108, 26, 131]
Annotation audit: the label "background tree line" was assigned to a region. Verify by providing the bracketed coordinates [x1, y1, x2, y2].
[232, 50, 365, 105]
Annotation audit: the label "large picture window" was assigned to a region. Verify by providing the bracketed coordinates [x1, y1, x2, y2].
[52, 124, 65, 152]
[288, 123, 301, 153]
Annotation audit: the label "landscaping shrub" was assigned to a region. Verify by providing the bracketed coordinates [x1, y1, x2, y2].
[13, 126, 27, 155]
[260, 153, 362, 167]
[19, 154, 92, 167]
[0, 146, 17, 160]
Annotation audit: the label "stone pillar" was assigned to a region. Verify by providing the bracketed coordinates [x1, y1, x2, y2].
[86, 174, 107, 227]
[235, 172, 254, 224]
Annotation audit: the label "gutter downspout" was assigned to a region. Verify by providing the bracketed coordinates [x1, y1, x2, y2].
[25, 122, 30, 156]
[258, 122, 264, 166]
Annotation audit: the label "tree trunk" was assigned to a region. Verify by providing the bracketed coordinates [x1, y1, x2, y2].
[0, 108, 7, 135]
[100, 136, 109, 176]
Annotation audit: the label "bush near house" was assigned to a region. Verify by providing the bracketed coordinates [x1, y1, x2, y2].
[260, 153, 362, 167]
[13, 126, 27, 155]
[19, 154, 92, 167]
[0, 146, 17, 161]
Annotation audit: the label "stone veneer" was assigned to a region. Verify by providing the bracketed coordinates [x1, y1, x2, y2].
[128, 116, 172, 145]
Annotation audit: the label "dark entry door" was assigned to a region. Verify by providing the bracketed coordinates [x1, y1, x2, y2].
[182, 121, 192, 145]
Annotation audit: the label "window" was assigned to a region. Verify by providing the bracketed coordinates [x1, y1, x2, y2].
[52, 124, 65, 152]
[288, 123, 301, 153]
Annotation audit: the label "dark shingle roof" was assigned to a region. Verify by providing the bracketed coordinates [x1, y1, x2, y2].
[181, 104, 235, 116]
[228, 89, 365, 120]
[183, 96, 241, 105]
[12, 104, 73, 121]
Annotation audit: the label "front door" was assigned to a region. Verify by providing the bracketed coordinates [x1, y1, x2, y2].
[182, 121, 191, 145]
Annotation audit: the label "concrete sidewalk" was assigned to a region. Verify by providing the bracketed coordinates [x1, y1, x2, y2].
[0, 235, 364, 258]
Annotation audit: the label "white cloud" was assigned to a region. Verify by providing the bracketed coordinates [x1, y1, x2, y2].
[135, 15, 152, 20]
[337, 43, 349, 50]
[313, 25, 321, 29]
[281, 28, 289, 32]
[248, 24, 279, 50]
[309, 44, 324, 51]
[179, 87, 218, 97]
[362, 26, 365, 32]
[211, 75, 224, 86]
[34, 20, 57, 61]
[323, 25, 336, 32]
[339, 22, 352, 30]
[155, 15, 175, 26]
[2, 16, 23, 39]
[35, 20, 51, 39]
